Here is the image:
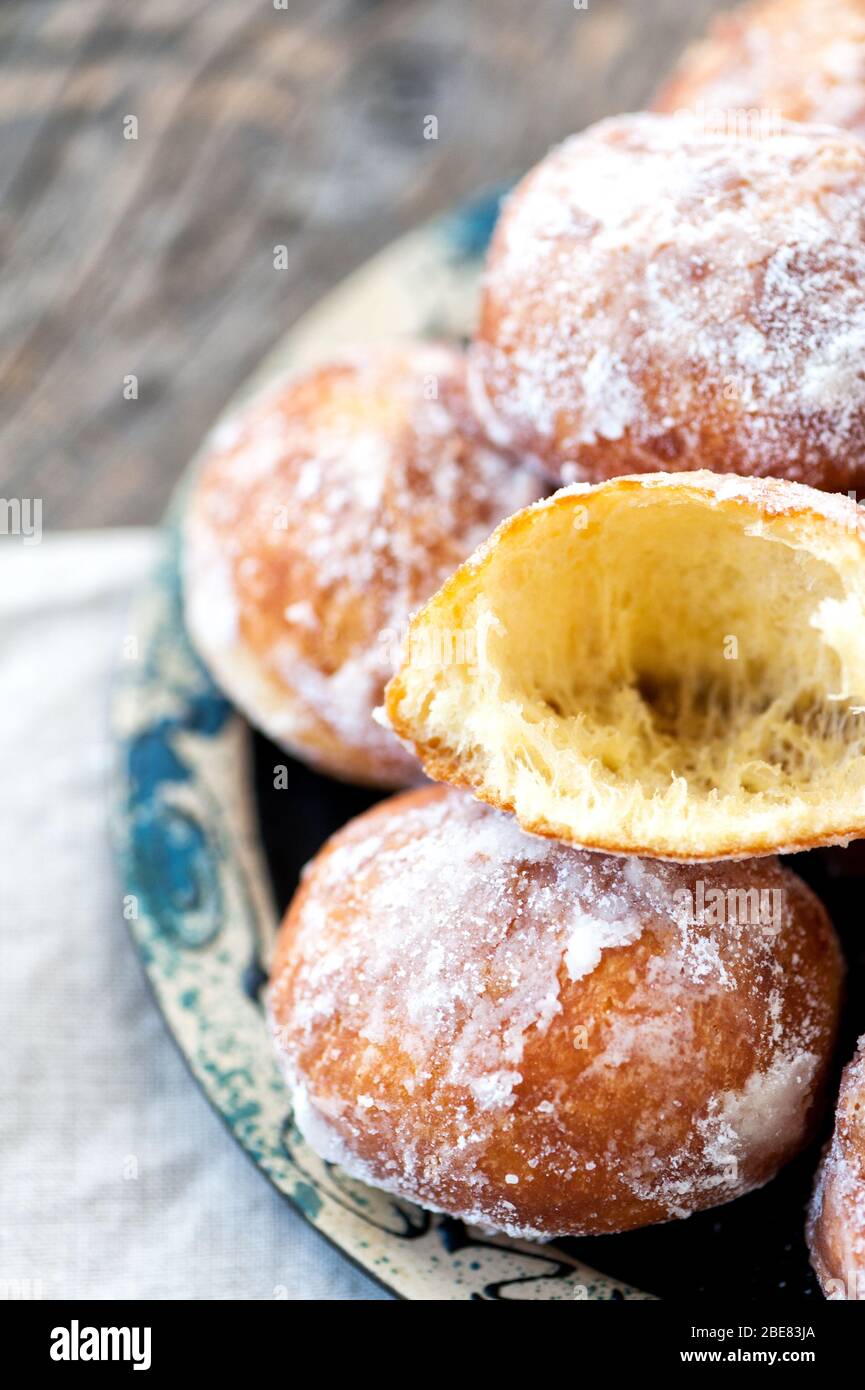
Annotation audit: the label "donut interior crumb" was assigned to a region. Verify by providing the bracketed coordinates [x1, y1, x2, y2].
[387, 474, 865, 858]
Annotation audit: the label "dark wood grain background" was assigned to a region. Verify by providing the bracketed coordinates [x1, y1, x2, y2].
[0, 0, 730, 528]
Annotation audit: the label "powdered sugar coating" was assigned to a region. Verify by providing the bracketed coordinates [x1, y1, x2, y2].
[808, 1035, 865, 1298]
[270, 786, 842, 1238]
[183, 342, 543, 786]
[655, 0, 865, 141]
[470, 113, 865, 491]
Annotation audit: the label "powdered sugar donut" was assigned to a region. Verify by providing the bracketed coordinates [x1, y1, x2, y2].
[470, 113, 865, 491]
[808, 1036, 865, 1300]
[655, 0, 865, 141]
[183, 343, 543, 787]
[385, 471, 865, 862]
[269, 786, 842, 1239]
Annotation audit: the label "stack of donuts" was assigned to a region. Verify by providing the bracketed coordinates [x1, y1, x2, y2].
[184, 0, 865, 1298]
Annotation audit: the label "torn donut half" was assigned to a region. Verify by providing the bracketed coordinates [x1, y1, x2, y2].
[384, 471, 865, 861]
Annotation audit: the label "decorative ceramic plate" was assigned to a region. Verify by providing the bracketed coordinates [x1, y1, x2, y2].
[111, 192, 858, 1302]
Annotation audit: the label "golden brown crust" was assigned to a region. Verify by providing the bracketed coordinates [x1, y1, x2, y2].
[270, 786, 843, 1239]
[470, 112, 865, 492]
[654, 0, 865, 140]
[384, 471, 865, 861]
[808, 1036, 865, 1299]
[183, 341, 543, 787]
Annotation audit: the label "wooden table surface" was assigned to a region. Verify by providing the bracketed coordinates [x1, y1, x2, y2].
[0, 0, 729, 528]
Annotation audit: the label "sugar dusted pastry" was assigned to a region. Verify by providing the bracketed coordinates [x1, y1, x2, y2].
[269, 787, 842, 1239]
[655, 0, 865, 141]
[183, 342, 543, 787]
[469, 113, 865, 492]
[385, 472, 865, 861]
[808, 1036, 865, 1300]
